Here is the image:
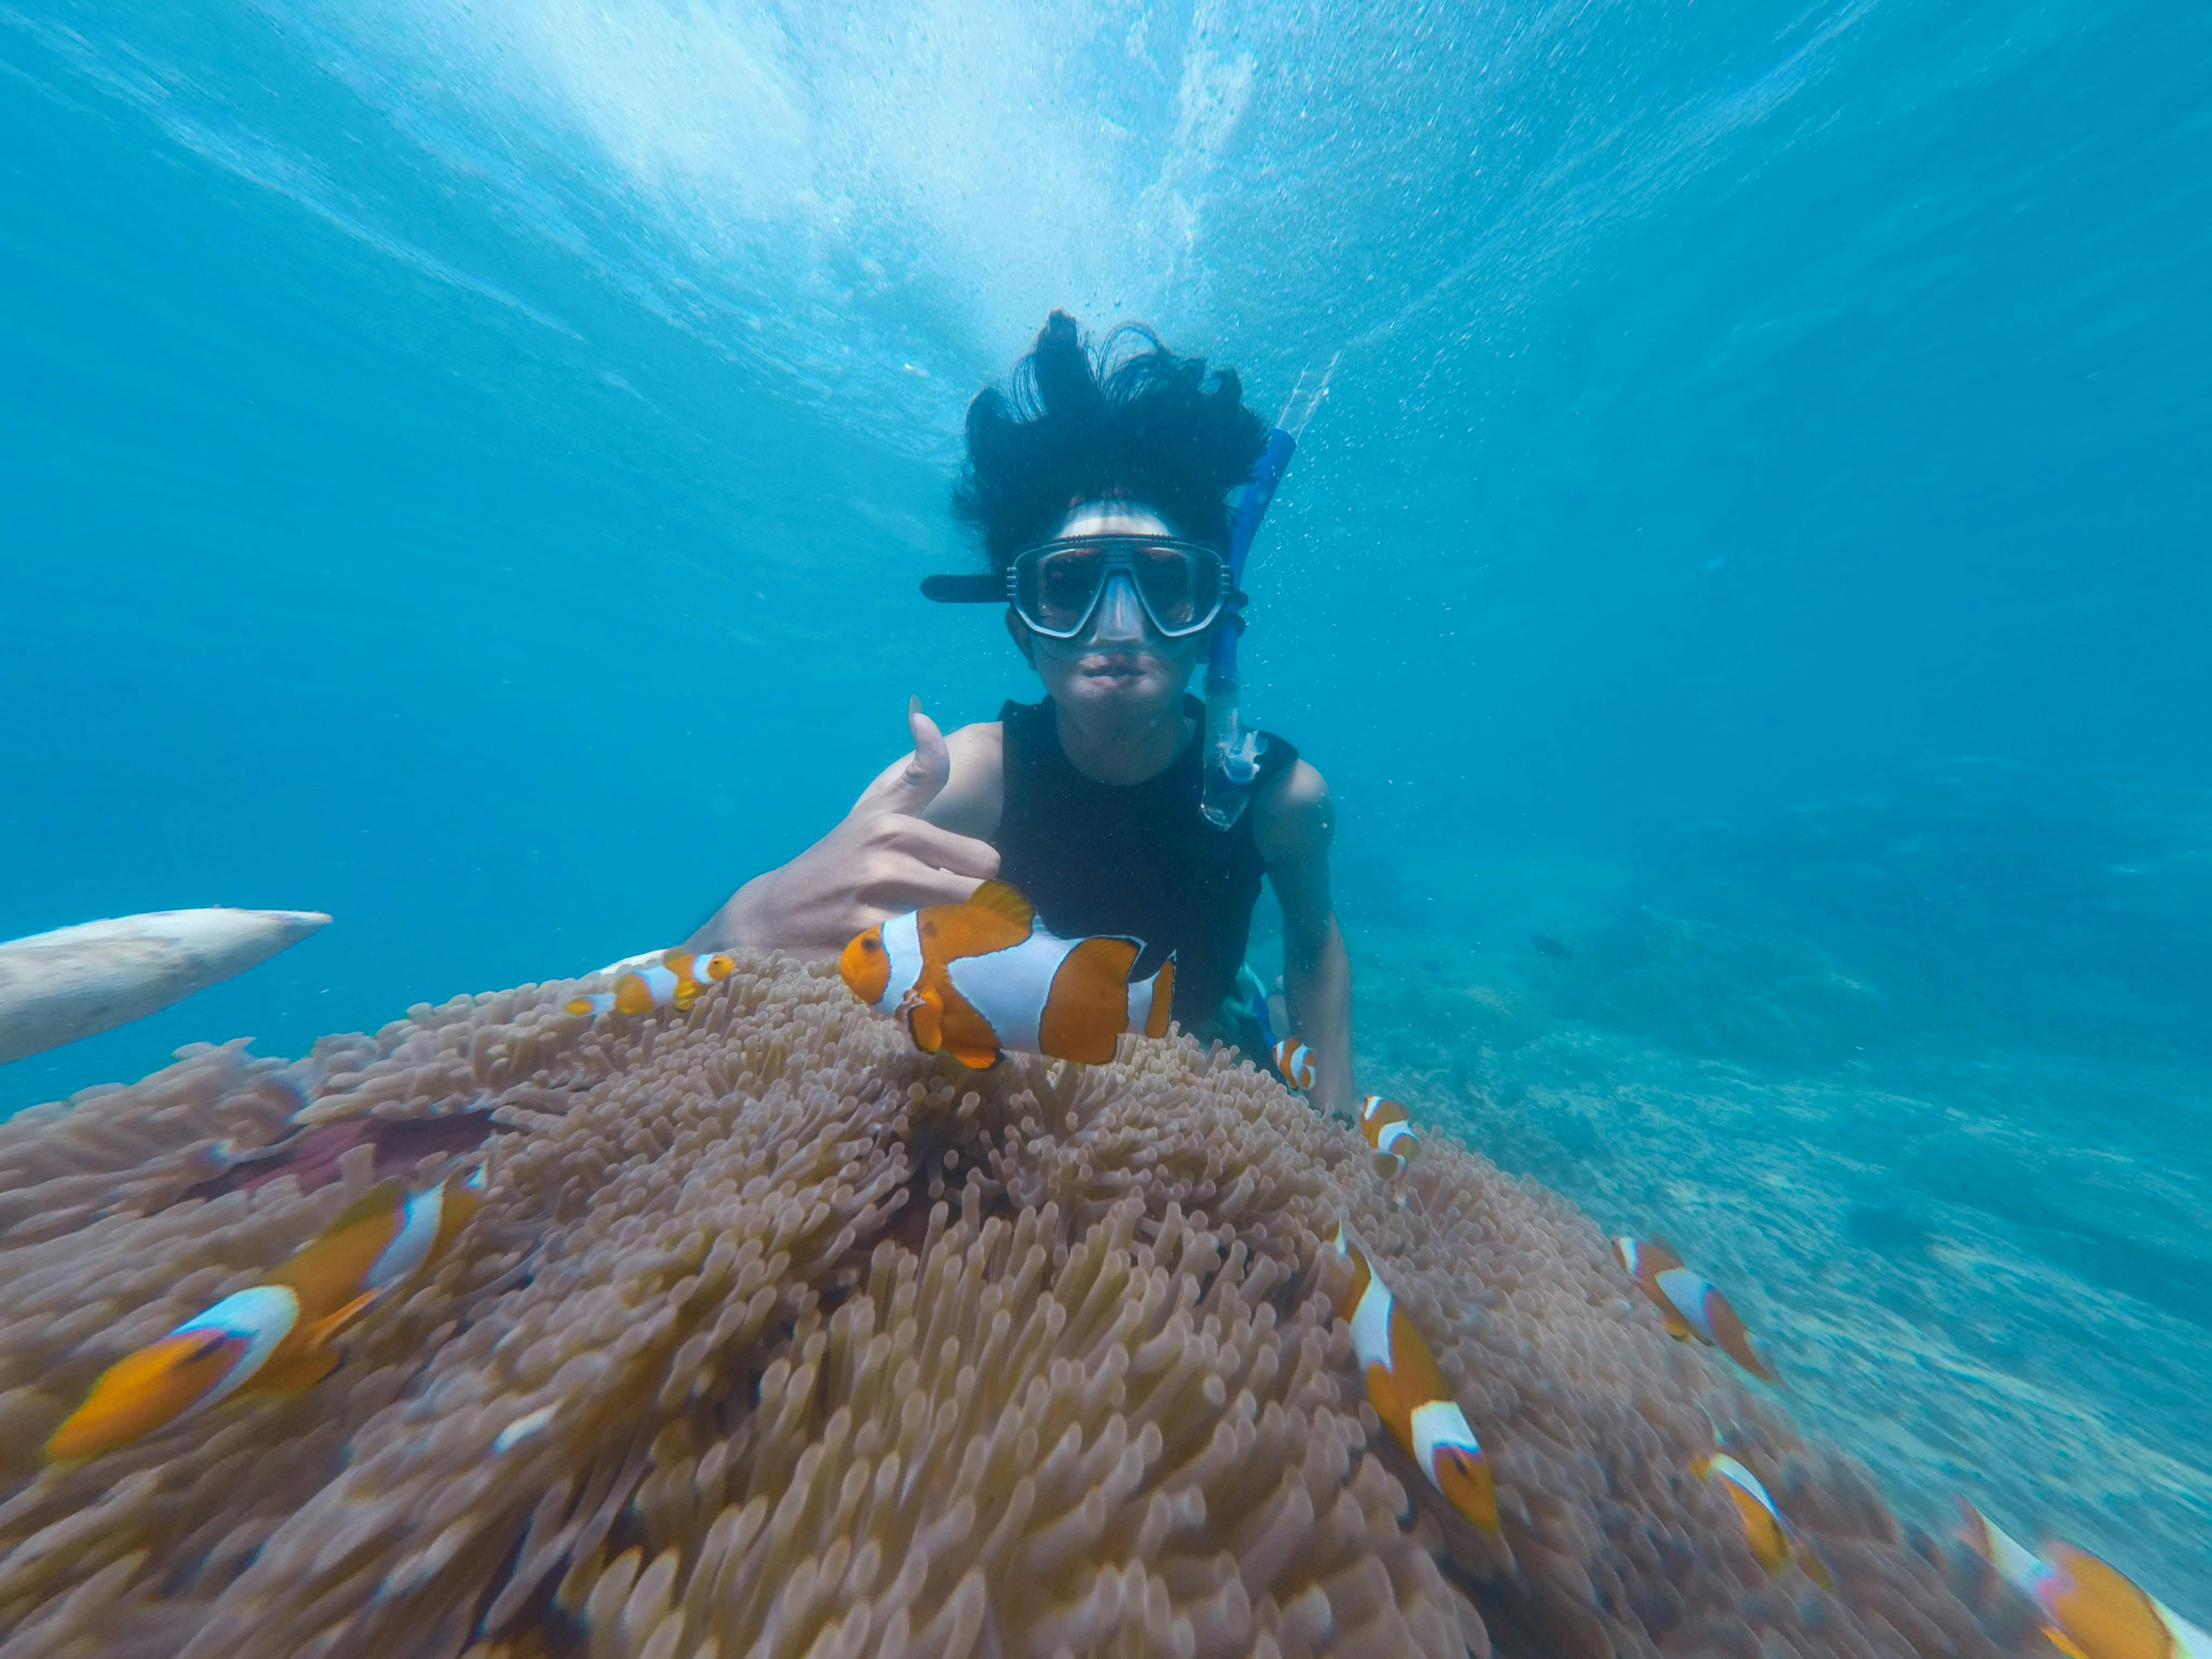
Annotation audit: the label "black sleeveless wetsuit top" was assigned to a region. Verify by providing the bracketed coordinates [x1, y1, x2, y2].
[993, 696, 1297, 1034]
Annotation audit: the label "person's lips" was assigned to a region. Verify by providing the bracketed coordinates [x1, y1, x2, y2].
[1079, 654, 1147, 684]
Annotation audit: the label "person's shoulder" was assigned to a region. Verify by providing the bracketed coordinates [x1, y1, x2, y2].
[1253, 754, 1332, 862]
[943, 720, 1004, 768]
[1263, 756, 1330, 822]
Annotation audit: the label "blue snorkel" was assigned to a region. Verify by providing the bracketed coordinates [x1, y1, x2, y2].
[1202, 355, 1337, 829]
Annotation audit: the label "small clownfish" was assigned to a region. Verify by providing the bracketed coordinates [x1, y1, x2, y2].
[840, 881, 1173, 1068]
[564, 949, 734, 1020]
[1958, 1502, 2211, 1659]
[1330, 1222, 1499, 1533]
[1613, 1236, 1696, 1339]
[46, 1166, 486, 1462]
[1358, 1094, 1423, 1178]
[1697, 1452, 1834, 1590]
[1274, 1038, 1316, 1089]
[1610, 1237, 1781, 1384]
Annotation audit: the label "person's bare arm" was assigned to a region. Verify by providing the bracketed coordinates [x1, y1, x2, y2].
[1256, 759, 1353, 1117]
[686, 699, 1002, 957]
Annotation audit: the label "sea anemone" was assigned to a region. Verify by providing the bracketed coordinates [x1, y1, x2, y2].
[0, 954, 2036, 1657]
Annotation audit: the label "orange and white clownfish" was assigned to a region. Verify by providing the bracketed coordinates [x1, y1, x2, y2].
[1274, 1038, 1316, 1089]
[1696, 1451, 1834, 1590]
[1609, 1237, 1781, 1384]
[1330, 1222, 1499, 1533]
[839, 881, 1173, 1068]
[1358, 1095, 1424, 1178]
[45, 1166, 486, 1462]
[1958, 1502, 2211, 1659]
[564, 948, 734, 1019]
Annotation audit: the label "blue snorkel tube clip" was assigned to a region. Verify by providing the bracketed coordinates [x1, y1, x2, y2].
[1202, 354, 1337, 830]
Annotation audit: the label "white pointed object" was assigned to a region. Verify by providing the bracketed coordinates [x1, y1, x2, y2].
[0, 908, 330, 1065]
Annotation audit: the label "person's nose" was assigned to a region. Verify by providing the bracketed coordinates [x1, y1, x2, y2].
[1086, 570, 1150, 647]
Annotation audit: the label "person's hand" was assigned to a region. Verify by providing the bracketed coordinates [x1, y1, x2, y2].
[690, 698, 1000, 956]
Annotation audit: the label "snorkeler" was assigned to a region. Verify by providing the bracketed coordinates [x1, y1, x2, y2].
[689, 312, 1353, 1114]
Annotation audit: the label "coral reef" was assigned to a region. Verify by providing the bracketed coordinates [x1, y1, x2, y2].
[0, 955, 2038, 1657]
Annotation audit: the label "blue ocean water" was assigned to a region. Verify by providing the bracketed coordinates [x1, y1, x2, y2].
[3, 0, 2207, 1610]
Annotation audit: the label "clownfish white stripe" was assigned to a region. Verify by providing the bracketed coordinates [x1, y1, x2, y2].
[1705, 1454, 1779, 1521]
[176, 1285, 301, 1411]
[945, 930, 1083, 1055]
[1410, 1398, 1483, 1474]
[1347, 1273, 1395, 1373]
[876, 910, 924, 1014]
[1980, 1521, 2055, 1595]
[633, 965, 679, 1003]
[365, 1184, 446, 1294]
[1375, 1121, 1419, 1156]
[1655, 1267, 1719, 1343]
[567, 992, 615, 1017]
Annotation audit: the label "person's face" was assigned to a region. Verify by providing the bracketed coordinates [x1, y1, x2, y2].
[1009, 501, 1208, 732]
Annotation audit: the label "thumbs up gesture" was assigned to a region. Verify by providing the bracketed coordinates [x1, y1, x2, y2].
[689, 698, 1001, 956]
[859, 694, 957, 821]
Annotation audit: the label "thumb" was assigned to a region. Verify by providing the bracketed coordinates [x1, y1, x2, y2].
[857, 695, 951, 818]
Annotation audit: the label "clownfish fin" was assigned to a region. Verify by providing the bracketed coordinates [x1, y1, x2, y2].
[901, 993, 945, 1053]
[315, 1182, 406, 1237]
[1739, 1340, 1785, 1387]
[964, 881, 1035, 936]
[1793, 1539, 1835, 1593]
[297, 1289, 380, 1350]
[1701, 1286, 1784, 1384]
[1141, 956, 1174, 1039]
[943, 1041, 1001, 1069]
[265, 1185, 409, 1310]
[245, 1344, 342, 1395]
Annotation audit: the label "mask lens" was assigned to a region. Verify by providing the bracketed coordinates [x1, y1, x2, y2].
[1022, 547, 1107, 633]
[1131, 544, 1211, 631]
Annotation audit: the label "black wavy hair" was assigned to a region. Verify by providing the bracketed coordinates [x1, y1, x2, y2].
[954, 311, 1268, 571]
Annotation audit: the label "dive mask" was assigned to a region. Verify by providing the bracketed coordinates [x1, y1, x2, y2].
[922, 536, 1231, 640]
